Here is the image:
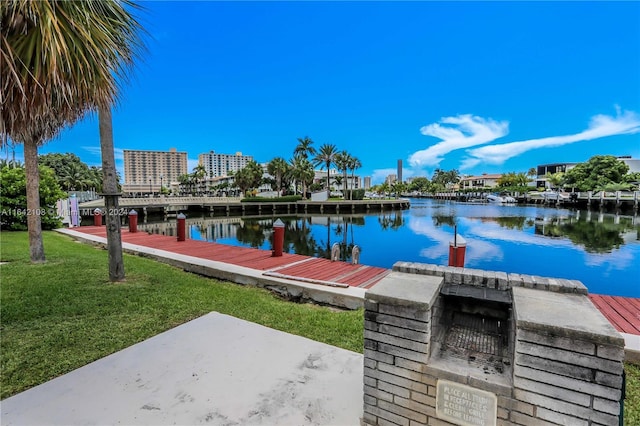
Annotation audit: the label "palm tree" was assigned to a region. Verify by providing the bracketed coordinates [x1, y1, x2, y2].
[290, 156, 314, 199]
[267, 157, 289, 196]
[334, 151, 350, 199]
[547, 172, 565, 191]
[348, 155, 361, 200]
[192, 164, 206, 195]
[60, 162, 92, 191]
[178, 174, 191, 195]
[313, 143, 337, 197]
[2, 1, 143, 275]
[380, 181, 391, 198]
[294, 136, 316, 160]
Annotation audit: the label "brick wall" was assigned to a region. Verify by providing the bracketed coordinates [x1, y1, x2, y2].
[362, 264, 625, 426]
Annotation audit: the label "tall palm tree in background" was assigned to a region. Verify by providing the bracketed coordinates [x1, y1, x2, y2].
[294, 136, 316, 161]
[2, 1, 144, 278]
[313, 143, 337, 197]
[334, 151, 350, 199]
[192, 164, 207, 195]
[290, 156, 314, 199]
[348, 155, 362, 200]
[267, 157, 289, 195]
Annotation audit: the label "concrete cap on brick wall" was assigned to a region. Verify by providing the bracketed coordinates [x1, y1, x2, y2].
[513, 287, 624, 346]
[366, 271, 443, 308]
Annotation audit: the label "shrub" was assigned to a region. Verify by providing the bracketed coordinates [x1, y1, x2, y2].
[0, 165, 65, 231]
[346, 189, 366, 200]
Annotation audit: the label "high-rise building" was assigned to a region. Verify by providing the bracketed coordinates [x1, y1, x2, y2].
[364, 176, 371, 189]
[199, 151, 254, 177]
[123, 148, 187, 194]
[386, 174, 397, 185]
[397, 159, 403, 183]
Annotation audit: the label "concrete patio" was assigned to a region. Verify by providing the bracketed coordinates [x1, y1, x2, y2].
[1, 313, 363, 425]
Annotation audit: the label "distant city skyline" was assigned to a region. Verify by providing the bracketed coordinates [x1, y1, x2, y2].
[5, 1, 639, 184]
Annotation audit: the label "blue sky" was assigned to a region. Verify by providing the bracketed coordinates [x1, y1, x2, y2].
[11, 1, 640, 184]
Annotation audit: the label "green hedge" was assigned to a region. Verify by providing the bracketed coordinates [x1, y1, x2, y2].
[241, 195, 303, 203]
[346, 189, 366, 200]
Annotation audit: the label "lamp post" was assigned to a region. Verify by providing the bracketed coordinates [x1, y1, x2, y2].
[149, 178, 152, 196]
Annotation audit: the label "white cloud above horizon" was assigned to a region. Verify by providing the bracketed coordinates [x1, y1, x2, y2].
[408, 115, 509, 168]
[401, 108, 640, 175]
[82, 146, 125, 162]
[459, 108, 640, 170]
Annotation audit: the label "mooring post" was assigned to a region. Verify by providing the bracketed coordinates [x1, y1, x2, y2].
[93, 208, 103, 226]
[177, 213, 186, 241]
[128, 210, 138, 233]
[272, 219, 285, 257]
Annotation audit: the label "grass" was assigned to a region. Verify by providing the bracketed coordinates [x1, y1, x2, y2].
[0, 231, 363, 399]
[0, 231, 638, 425]
[626, 363, 640, 425]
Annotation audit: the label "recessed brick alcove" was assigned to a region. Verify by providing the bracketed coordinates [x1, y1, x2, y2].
[362, 262, 625, 426]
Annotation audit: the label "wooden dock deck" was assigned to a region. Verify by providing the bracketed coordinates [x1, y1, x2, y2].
[71, 227, 639, 337]
[75, 226, 389, 289]
[589, 294, 640, 335]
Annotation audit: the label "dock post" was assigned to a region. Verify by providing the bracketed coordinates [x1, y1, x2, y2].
[128, 210, 138, 233]
[177, 213, 186, 241]
[272, 219, 285, 257]
[352, 245, 360, 264]
[93, 208, 103, 226]
[331, 243, 340, 261]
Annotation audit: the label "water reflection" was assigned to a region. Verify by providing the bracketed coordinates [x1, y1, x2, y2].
[135, 199, 640, 297]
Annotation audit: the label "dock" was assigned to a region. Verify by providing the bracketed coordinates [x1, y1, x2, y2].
[77, 196, 410, 218]
[59, 226, 639, 361]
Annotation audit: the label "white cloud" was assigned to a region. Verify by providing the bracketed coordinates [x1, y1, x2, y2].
[461, 109, 640, 169]
[82, 146, 124, 161]
[408, 217, 504, 264]
[408, 115, 509, 168]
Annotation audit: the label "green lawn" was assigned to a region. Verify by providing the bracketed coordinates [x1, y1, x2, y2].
[0, 230, 638, 425]
[0, 231, 363, 399]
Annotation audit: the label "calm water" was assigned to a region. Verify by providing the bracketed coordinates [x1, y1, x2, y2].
[141, 198, 640, 298]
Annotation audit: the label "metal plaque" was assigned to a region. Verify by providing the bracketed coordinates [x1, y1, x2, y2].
[436, 380, 497, 426]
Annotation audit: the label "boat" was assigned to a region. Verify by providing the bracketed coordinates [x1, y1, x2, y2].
[486, 194, 505, 203]
[486, 193, 517, 204]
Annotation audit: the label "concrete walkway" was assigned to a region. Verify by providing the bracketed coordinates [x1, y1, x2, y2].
[1, 313, 363, 425]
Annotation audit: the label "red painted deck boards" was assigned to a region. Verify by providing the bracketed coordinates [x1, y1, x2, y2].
[73, 226, 388, 288]
[70, 227, 640, 331]
[589, 294, 640, 335]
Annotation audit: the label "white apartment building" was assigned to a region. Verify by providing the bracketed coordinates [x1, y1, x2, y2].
[313, 169, 361, 192]
[199, 151, 254, 177]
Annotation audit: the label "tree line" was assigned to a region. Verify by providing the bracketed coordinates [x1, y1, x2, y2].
[376, 156, 640, 196]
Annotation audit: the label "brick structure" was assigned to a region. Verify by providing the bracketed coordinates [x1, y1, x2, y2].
[362, 262, 625, 426]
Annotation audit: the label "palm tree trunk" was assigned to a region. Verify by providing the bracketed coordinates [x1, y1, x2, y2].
[326, 167, 330, 198]
[343, 170, 347, 200]
[23, 139, 46, 263]
[99, 106, 125, 282]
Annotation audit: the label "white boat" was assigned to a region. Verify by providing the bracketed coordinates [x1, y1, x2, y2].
[486, 194, 505, 203]
[486, 194, 517, 204]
